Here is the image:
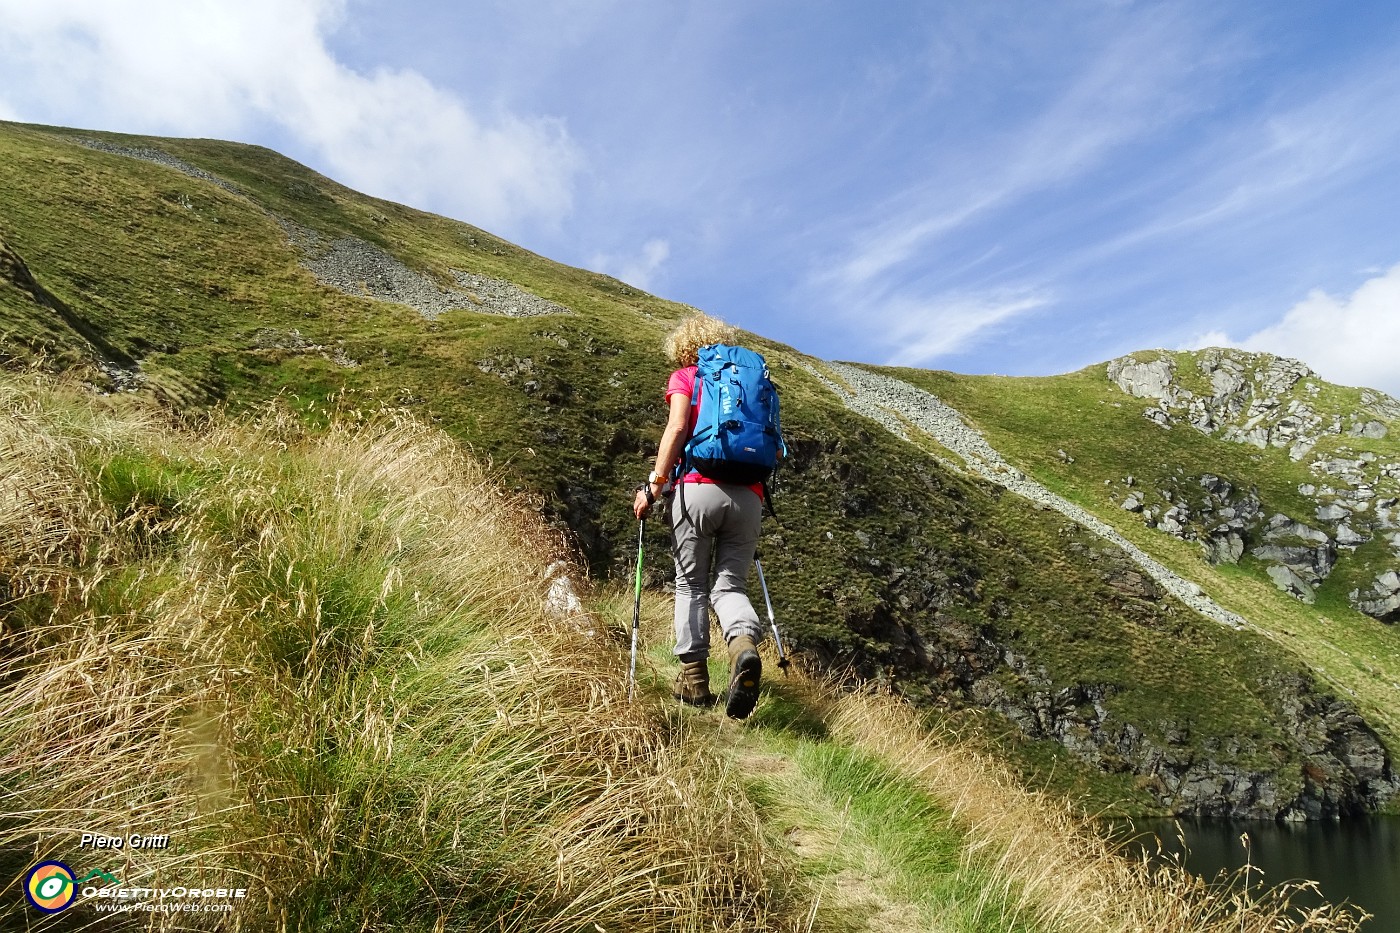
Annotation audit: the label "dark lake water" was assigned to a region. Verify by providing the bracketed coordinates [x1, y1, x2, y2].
[1113, 818, 1400, 932]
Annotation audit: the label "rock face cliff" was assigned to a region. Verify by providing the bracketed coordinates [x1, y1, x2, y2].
[1108, 350, 1400, 621]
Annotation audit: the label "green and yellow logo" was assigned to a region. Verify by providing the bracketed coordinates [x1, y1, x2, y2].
[22, 862, 121, 913]
[24, 861, 76, 913]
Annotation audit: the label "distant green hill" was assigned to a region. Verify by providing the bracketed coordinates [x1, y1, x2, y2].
[888, 355, 1400, 758]
[2, 119, 1396, 820]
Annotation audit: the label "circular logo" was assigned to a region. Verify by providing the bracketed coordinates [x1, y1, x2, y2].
[24, 861, 77, 913]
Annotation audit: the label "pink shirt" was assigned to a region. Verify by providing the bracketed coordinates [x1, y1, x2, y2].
[666, 365, 764, 495]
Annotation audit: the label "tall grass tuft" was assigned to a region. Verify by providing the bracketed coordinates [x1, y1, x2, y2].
[0, 376, 793, 931]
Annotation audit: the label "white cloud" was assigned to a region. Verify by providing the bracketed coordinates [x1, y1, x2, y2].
[591, 238, 670, 292]
[881, 290, 1050, 367]
[1184, 329, 1232, 350]
[1192, 264, 1400, 396]
[0, 0, 580, 235]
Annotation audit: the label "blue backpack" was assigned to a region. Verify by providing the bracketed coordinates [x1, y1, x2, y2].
[684, 343, 786, 485]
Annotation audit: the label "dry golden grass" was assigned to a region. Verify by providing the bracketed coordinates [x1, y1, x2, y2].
[0, 376, 798, 931]
[826, 690, 1369, 933]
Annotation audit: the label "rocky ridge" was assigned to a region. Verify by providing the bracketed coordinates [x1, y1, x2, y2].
[279, 220, 568, 320]
[810, 361, 1250, 630]
[75, 138, 568, 322]
[1108, 350, 1400, 619]
[810, 359, 1397, 818]
[77, 137, 243, 196]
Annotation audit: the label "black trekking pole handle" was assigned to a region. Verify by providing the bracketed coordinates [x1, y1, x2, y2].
[754, 557, 791, 673]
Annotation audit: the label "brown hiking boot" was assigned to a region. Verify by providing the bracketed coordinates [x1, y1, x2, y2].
[725, 635, 762, 720]
[673, 659, 717, 707]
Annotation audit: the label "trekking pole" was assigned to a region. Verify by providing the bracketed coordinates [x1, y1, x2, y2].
[628, 518, 645, 701]
[753, 555, 791, 674]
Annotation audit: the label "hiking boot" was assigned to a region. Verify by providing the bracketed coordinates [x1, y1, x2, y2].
[673, 659, 717, 707]
[725, 635, 762, 720]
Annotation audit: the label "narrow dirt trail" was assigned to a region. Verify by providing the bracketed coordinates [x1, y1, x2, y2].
[807, 360, 1254, 634]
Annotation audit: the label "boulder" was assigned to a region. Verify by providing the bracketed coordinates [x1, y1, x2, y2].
[1336, 524, 1369, 547]
[1253, 541, 1336, 584]
[1355, 592, 1400, 623]
[1226, 425, 1271, 448]
[1209, 366, 1246, 398]
[1144, 408, 1172, 428]
[1351, 571, 1400, 622]
[1264, 515, 1330, 545]
[1199, 474, 1232, 497]
[1204, 529, 1245, 565]
[1267, 564, 1316, 603]
[1317, 503, 1351, 522]
[1108, 356, 1177, 399]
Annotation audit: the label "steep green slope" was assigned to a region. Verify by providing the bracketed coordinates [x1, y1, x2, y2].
[888, 360, 1400, 776]
[2, 120, 1395, 819]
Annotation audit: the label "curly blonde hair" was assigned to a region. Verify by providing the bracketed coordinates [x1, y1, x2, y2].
[664, 312, 738, 367]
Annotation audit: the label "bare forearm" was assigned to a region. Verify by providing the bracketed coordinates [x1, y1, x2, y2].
[654, 424, 687, 479]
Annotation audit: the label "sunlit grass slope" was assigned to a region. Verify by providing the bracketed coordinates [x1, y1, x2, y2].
[0, 374, 788, 931]
[888, 364, 1400, 765]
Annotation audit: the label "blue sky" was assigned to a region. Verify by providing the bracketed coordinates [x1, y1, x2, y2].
[2, 1, 1398, 394]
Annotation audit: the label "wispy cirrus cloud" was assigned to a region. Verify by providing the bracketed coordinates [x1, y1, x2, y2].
[880, 289, 1051, 367]
[1076, 62, 1400, 267]
[796, 6, 1231, 370]
[0, 0, 580, 236]
[821, 5, 1222, 295]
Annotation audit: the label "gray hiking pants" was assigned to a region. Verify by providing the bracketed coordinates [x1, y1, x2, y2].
[668, 482, 765, 660]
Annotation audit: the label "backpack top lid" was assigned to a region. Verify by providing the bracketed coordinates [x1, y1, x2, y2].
[684, 343, 784, 485]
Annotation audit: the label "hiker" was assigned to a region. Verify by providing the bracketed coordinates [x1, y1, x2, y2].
[632, 313, 783, 719]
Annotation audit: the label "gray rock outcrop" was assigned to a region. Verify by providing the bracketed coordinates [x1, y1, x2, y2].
[1352, 571, 1400, 622]
[1104, 350, 1400, 619]
[939, 622, 1395, 818]
[1107, 356, 1177, 400]
[280, 221, 568, 319]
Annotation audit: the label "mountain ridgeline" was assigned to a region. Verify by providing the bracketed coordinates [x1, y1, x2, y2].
[2, 120, 1398, 820]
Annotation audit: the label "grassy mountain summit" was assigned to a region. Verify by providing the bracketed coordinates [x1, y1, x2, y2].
[1, 119, 1396, 823]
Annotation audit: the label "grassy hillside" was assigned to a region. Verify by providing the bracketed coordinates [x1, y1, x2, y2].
[0, 372, 1367, 931]
[1, 120, 1395, 821]
[886, 362, 1400, 769]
